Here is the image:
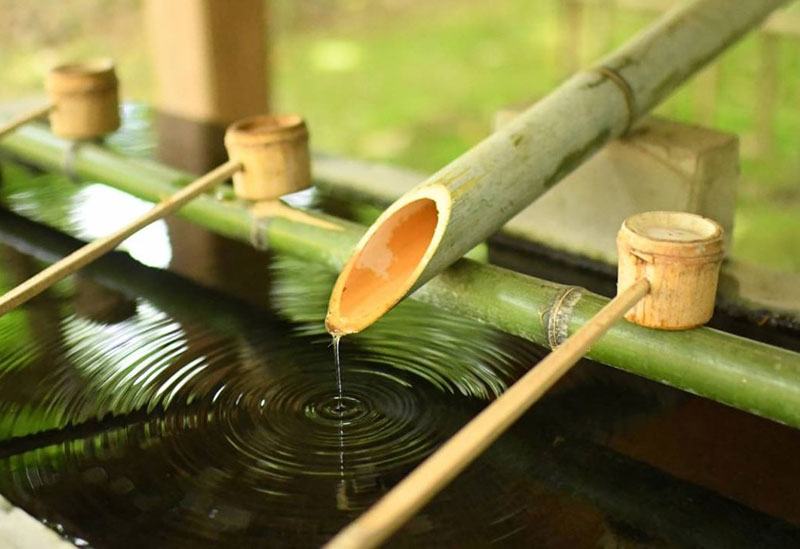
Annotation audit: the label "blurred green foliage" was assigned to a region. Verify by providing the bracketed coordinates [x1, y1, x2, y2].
[1, 0, 798, 271]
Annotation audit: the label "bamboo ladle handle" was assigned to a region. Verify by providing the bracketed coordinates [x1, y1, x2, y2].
[0, 160, 241, 317]
[324, 277, 650, 549]
[0, 112, 311, 318]
[0, 103, 54, 140]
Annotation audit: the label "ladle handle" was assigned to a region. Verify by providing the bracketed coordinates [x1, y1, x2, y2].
[325, 277, 651, 549]
[0, 103, 54, 139]
[0, 159, 241, 317]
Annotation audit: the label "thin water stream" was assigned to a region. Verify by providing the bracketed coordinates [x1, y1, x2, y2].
[0, 104, 799, 547]
[332, 335, 344, 410]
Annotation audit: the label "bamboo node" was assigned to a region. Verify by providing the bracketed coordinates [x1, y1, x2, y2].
[546, 286, 584, 349]
[60, 140, 83, 181]
[592, 66, 636, 134]
[248, 209, 272, 251]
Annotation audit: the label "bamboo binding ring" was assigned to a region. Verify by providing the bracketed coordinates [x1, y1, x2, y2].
[46, 59, 121, 139]
[224, 114, 311, 200]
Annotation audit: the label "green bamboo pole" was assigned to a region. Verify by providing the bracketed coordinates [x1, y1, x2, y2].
[268, 220, 800, 431]
[325, 0, 789, 334]
[2, 125, 800, 429]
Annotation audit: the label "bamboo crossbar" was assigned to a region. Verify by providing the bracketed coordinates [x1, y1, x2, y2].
[325, 278, 651, 549]
[1, 126, 800, 431]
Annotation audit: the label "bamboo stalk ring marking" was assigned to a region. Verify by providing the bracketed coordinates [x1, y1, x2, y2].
[593, 65, 636, 134]
[61, 141, 83, 182]
[546, 286, 583, 349]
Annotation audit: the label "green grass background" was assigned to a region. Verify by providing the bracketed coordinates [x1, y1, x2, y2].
[1, 0, 798, 271]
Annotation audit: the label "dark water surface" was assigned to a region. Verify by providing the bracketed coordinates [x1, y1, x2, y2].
[0, 105, 799, 547]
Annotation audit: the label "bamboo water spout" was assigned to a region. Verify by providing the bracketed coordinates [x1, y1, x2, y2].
[325, 212, 726, 549]
[0, 114, 310, 317]
[3, 125, 800, 430]
[325, 0, 788, 336]
[0, 60, 120, 140]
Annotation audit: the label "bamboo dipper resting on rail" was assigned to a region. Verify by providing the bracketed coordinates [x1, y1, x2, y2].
[0, 114, 311, 317]
[0, 60, 121, 140]
[326, 211, 725, 549]
[324, 0, 788, 336]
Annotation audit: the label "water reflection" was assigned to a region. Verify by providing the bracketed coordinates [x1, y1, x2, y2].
[0, 104, 799, 548]
[71, 184, 172, 268]
[0, 232, 554, 547]
[1, 164, 171, 269]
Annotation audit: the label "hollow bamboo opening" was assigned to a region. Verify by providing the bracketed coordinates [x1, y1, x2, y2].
[48, 59, 118, 94]
[326, 196, 445, 335]
[625, 211, 721, 244]
[225, 114, 307, 145]
[51, 59, 115, 76]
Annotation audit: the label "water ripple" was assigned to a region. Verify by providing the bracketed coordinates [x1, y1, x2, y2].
[0, 104, 552, 546]
[271, 254, 542, 399]
[0, 247, 551, 546]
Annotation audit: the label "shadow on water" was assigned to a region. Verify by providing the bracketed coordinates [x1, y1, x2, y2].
[0, 104, 798, 547]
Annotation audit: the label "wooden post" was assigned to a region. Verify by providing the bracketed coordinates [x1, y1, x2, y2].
[144, 0, 269, 303]
[144, 0, 269, 125]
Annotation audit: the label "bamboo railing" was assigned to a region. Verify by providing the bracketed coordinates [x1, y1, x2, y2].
[2, 124, 800, 430]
